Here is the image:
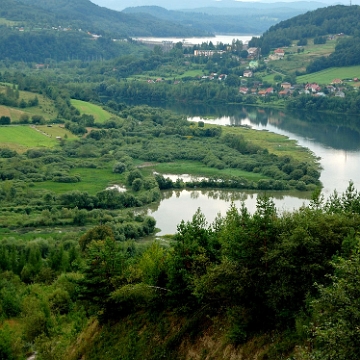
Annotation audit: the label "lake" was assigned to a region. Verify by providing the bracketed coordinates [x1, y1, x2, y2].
[133, 34, 256, 46]
[147, 106, 360, 235]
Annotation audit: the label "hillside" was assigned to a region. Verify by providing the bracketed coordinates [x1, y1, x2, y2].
[122, 4, 325, 35]
[250, 5, 360, 53]
[1, 0, 209, 37]
[94, 0, 327, 11]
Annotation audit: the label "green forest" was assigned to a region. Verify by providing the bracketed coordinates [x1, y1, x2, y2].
[2, 184, 360, 359]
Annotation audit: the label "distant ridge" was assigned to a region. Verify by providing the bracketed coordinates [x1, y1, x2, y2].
[122, 3, 328, 34]
[93, 0, 329, 11]
[3, 0, 209, 37]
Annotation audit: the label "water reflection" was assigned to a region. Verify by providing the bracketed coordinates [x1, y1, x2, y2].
[138, 103, 360, 234]
[149, 189, 311, 235]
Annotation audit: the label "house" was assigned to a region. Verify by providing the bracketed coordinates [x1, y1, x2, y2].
[305, 83, 321, 93]
[274, 48, 285, 58]
[265, 87, 274, 94]
[194, 50, 225, 57]
[335, 91, 345, 98]
[218, 74, 227, 81]
[331, 78, 343, 85]
[258, 90, 267, 96]
[239, 87, 249, 94]
[326, 86, 336, 93]
[279, 90, 290, 96]
[243, 70, 253, 78]
[247, 47, 259, 58]
[281, 82, 292, 89]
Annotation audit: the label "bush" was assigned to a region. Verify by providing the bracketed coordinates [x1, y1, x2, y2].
[113, 162, 126, 174]
[132, 178, 143, 192]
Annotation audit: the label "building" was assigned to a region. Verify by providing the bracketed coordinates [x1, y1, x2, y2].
[331, 78, 343, 85]
[193, 50, 225, 57]
[247, 47, 259, 58]
[281, 82, 292, 89]
[239, 87, 249, 94]
[243, 70, 253, 78]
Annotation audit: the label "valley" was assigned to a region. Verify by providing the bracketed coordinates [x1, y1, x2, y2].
[2, 1, 360, 360]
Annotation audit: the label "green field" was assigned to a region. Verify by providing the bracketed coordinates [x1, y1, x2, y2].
[0, 126, 60, 152]
[32, 167, 126, 195]
[297, 66, 360, 84]
[71, 99, 114, 123]
[221, 124, 316, 164]
[35, 125, 77, 139]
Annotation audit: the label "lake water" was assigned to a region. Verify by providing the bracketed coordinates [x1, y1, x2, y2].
[133, 35, 255, 46]
[147, 106, 360, 235]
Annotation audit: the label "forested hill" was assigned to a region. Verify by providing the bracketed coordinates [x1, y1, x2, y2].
[2, 0, 208, 37]
[122, 4, 322, 35]
[249, 5, 360, 53]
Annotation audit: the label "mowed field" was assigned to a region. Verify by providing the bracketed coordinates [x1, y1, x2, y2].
[71, 99, 114, 123]
[297, 66, 360, 85]
[0, 125, 74, 152]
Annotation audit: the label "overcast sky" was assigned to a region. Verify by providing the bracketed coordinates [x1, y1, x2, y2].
[91, 0, 351, 11]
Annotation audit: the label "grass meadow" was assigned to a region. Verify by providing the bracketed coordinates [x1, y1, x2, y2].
[71, 99, 114, 123]
[0, 126, 59, 152]
[32, 167, 126, 195]
[297, 66, 360, 84]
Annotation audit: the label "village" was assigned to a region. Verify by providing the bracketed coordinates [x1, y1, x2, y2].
[144, 43, 355, 100]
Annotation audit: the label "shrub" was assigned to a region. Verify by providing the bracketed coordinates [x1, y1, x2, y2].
[113, 162, 126, 174]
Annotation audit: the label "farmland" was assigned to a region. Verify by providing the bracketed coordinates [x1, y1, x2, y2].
[0, 125, 60, 151]
[71, 99, 115, 123]
[297, 65, 360, 84]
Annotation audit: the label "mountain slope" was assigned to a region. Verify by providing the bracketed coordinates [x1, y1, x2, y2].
[249, 5, 360, 53]
[3, 0, 209, 37]
[122, 3, 329, 34]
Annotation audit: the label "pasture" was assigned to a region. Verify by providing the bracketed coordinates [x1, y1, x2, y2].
[297, 66, 360, 85]
[0, 126, 60, 152]
[71, 99, 114, 123]
[32, 167, 125, 195]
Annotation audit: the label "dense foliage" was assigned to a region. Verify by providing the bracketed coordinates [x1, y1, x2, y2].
[0, 27, 142, 63]
[2, 184, 360, 359]
[122, 5, 308, 35]
[307, 36, 360, 72]
[2, 0, 208, 38]
[249, 5, 360, 54]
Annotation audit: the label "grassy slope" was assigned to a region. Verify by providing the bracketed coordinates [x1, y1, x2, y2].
[264, 39, 336, 77]
[71, 99, 114, 124]
[0, 126, 58, 151]
[297, 65, 360, 84]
